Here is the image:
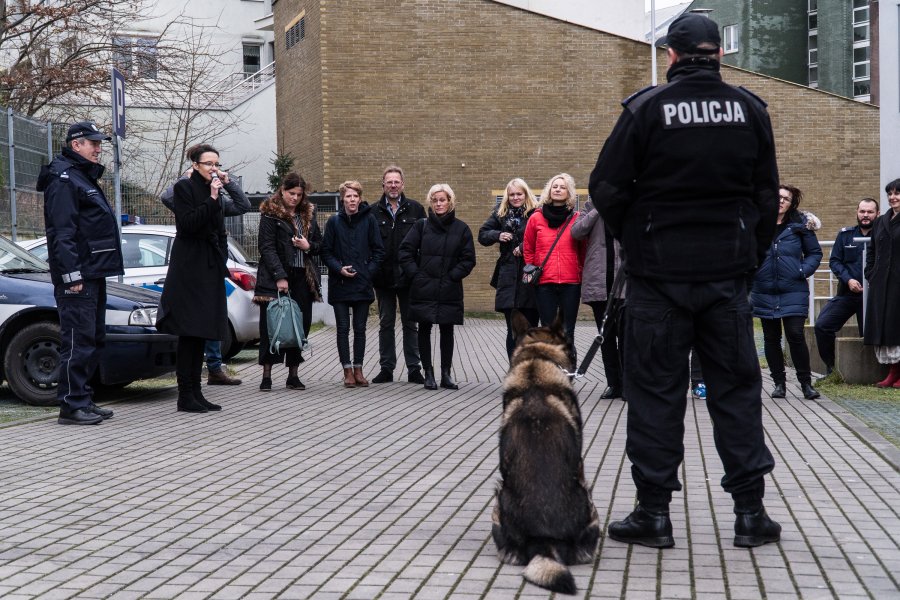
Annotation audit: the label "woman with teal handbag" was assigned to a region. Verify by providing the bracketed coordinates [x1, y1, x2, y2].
[254, 172, 322, 391]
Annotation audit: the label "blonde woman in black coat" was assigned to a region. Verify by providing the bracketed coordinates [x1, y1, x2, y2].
[254, 172, 322, 392]
[478, 178, 539, 358]
[157, 144, 229, 413]
[399, 184, 476, 390]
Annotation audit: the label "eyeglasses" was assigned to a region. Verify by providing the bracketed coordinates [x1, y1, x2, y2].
[196, 161, 222, 168]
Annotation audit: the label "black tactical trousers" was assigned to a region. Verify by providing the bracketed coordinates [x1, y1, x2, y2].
[623, 276, 775, 505]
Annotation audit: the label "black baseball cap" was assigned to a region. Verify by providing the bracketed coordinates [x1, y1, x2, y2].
[655, 13, 721, 54]
[65, 121, 112, 143]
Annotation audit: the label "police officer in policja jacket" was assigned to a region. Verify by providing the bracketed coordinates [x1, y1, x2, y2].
[37, 121, 123, 425]
[589, 14, 782, 549]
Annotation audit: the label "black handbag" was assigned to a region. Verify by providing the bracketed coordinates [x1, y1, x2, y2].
[521, 212, 573, 286]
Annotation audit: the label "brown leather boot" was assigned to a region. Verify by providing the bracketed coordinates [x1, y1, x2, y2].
[343, 367, 356, 388]
[353, 366, 369, 387]
[207, 368, 242, 386]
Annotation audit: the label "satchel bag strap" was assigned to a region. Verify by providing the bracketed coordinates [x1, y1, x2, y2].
[539, 211, 574, 270]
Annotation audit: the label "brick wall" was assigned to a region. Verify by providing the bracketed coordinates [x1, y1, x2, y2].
[274, 0, 880, 313]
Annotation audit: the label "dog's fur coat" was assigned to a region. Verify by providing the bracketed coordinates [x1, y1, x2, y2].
[492, 312, 600, 595]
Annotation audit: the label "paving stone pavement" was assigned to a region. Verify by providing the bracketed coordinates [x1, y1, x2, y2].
[0, 318, 898, 599]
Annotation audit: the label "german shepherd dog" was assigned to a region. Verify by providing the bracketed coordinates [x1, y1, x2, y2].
[492, 312, 600, 595]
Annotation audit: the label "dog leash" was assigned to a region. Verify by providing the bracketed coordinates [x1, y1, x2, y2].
[569, 262, 626, 380]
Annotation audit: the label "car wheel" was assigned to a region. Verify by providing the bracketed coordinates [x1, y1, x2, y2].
[4, 322, 61, 406]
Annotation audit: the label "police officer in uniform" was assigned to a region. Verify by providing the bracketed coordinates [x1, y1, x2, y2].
[814, 198, 879, 376]
[589, 14, 781, 548]
[37, 121, 123, 425]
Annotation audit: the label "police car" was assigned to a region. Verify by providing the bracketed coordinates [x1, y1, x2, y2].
[19, 224, 259, 359]
[0, 234, 177, 406]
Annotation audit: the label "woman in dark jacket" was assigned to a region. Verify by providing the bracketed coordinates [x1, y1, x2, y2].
[254, 172, 322, 392]
[321, 180, 385, 388]
[399, 183, 476, 390]
[864, 177, 900, 387]
[478, 178, 538, 358]
[157, 144, 229, 413]
[751, 184, 823, 400]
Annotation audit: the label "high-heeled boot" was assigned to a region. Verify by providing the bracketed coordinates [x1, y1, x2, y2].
[177, 378, 207, 413]
[423, 368, 437, 390]
[875, 362, 900, 388]
[440, 367, 459, 390]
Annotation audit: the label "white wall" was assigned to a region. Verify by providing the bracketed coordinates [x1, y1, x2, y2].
[880, 1, 899, 207]
[490, 0, 646, 39]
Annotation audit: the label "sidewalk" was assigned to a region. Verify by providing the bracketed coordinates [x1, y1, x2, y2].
[0, 318, 897, 599]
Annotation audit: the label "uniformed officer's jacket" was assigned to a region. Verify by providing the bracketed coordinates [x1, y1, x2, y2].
[829, 225, 867, 296]
[36, 148, 123, 287]
[589, 60, 780, 282]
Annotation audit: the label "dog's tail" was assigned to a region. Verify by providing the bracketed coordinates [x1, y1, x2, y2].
[523, 549, 576, 595]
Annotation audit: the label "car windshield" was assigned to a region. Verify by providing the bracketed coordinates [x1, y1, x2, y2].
[0, 235, 49, 272]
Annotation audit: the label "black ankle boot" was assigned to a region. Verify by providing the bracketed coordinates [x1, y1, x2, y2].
[734, 507, 781, 547]
[440, 367, 458, 390]
[192, 383, 221, 411]
[800, 382, 820, 400]
[607, 505, 674, 548]
[177, 381, 207, 413]
[423, 368, 437, 390]
[771, 383, 786, 398]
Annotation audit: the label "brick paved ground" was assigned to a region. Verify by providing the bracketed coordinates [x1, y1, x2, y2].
[0, 319, 898, 599]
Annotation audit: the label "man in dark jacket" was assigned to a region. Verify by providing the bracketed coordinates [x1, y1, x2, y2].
[37, 121, 123, 425]
[160, 165, 250, 385]
[814, 198, 879, 377]
[589, 14, 781, 549]
[371, 166, 426, 384]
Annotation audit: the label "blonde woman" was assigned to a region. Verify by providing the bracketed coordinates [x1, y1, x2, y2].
[399, 184, 476, 390]
[522, 173, 585, 351]
[478, 178, 539, 357]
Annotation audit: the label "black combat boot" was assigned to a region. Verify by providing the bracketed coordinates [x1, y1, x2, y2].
[607, 505, 674, 548]
[733, 484, 781, 547]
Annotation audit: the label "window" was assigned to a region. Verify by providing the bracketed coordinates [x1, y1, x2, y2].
[113, 36, 158, 79]
[808, 13, 817, 30]
[242, 43, 261, 76]
[809, 66, 818, 87]
[723, 25, 739, 54]
[853, 46, 870, 79]
[285, 13, 306, 50]
[808, 33, 817, 66]
[808, 0, 817, 11]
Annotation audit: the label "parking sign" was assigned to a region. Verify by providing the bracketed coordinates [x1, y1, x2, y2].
[111, 67, 126, 138]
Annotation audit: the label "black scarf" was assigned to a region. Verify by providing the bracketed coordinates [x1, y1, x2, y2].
[543, 204, 571, 228]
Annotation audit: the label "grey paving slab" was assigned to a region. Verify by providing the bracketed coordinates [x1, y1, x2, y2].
[0, 319, 898, 599]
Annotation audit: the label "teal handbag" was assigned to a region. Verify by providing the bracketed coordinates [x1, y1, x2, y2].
[267, 291, 306, 354]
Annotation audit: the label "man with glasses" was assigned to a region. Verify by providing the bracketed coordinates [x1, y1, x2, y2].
[814, 198, 879, 378]
[590, 14, 781, 550]
[160, 154, 250, 385]
[371, 165, 426, 383]
[38, 121, 123, 425]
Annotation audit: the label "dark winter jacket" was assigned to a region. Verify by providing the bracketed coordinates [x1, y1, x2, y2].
[372, 194, 426, 289]
[589, 60, 780, 282]
[478, 206, 536, 311]
[255, 198, 323, 301]
[321, 202, 385, 305]
[399, 209, 476, 325]
[864, 211, 900, 346]
[155, 170, 229, 340]
[829, 225, 867, 297]
[751, 212, 823, 320]
[37, 147, 124, 286]
[570, 200, 623, 303]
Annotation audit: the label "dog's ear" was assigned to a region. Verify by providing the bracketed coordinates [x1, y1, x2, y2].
[511, 310, 532, 343]
[550, 311, 565, 338]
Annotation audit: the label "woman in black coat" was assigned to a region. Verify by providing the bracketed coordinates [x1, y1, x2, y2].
[399, 183, 476, 390]
[478, 177, 538, 358]
[156, 144, 229, 413]
[864, 177, 900, 387]
[254, 172, 322, 392]
[321, 181, 385, 388]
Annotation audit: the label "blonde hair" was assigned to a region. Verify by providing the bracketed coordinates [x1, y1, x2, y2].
[339, 180, 363, 199]
[539, 173, 576, 210]
[382, 165, 404, 182]
[426, 183, 456, 211]
[498, 178, 537, 218]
